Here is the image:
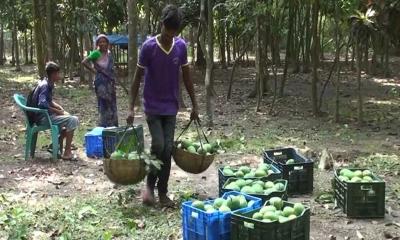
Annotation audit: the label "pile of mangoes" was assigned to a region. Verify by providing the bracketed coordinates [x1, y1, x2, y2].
[191, 195, 256, 213]
[224, 179, 286, 195]
[251, 197, 306, 223]
[222, 163, 274, 178]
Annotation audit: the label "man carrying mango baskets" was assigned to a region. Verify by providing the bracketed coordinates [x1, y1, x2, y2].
[127, 5, 199, 207]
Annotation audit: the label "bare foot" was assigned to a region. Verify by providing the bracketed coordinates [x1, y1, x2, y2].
[142, 187, 155, 206]
[159, 194, 175, 208]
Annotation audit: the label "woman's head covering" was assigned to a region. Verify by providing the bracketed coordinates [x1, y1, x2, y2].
[95, 34, 109, 46]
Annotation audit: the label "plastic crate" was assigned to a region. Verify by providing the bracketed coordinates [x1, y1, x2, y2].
[263, 148, 314, 195]
[85, 127, 104, 158]
[333, 168, 385, 218]
[182, 191, 262, 240]
[102, 125, 144, 158]
[222, 178, 288, 204]
[231, 201, 310, 240]
[218, 165, 282, 197]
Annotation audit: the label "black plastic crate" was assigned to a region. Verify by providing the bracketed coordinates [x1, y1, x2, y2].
[231, 201, 310, 240]
[334, 168, 385, 218]
[102, 125, 144, 158]
[221, 178, 288, 204]
[263, 148, 314, 195]
[218, 165, 282, 197]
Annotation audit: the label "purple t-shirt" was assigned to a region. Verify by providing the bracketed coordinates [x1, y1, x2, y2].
[138, 35, 189, 115]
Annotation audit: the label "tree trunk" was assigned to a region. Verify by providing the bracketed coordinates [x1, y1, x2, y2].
[280, 0, 295, 97]
[196, 37, 206, 67]
[0, 24, 4, 65]
[303, 3, 311, 72]
[201, 0, 215, 126]
[33, 0, 45, 77]
[334, 4, 341, 123]
[219, 20, 227, 68]
[46, 0, 55, 60]
[128, 0, 140, 106]
[226, 33, 231, 65]
[11, 28, 15, 66]
[255, 13, 264, 112]
[311, 0, 320, 116]
[189, 26, 195, 64]
[24, 30, 29, 64]
[319, 11, 325, 60]
[13, 11, 21, 71]
[292, 7, 301, 73]
[356, 41, 363, 124]
[227, 38, 253, 100]
[144, 0, 150, 38]
[364, 41, 369, 73]
[30, 28, 34, 64]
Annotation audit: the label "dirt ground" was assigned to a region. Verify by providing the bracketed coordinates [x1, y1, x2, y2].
[0, 60, 400, 239]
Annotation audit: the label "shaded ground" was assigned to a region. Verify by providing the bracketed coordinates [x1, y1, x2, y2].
[0, 60, 400, 239]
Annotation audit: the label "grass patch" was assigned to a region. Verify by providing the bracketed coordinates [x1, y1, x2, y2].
[354, 153, 400, 172]
[0, 191, 182, 240]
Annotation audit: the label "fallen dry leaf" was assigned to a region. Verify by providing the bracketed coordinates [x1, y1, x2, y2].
[357, 230, 364, 239]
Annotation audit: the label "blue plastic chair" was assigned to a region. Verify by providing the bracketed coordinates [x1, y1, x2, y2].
[13, 93, 59, 161]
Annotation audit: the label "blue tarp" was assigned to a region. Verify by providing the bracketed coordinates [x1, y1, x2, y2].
[93, 34, 143, 48]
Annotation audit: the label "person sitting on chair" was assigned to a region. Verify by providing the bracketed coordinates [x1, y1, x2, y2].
[31, 61, 79, 160]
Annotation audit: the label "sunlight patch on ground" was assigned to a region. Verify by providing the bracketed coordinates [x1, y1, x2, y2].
[367, 98, 400, 106]
[372, 77, 400, 87]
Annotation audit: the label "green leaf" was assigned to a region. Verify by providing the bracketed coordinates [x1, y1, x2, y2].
[102, 231, 113, 240]
[78, 206, 97, 220]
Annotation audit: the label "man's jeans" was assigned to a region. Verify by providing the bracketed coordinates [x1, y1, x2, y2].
[146, 115, 176, 195]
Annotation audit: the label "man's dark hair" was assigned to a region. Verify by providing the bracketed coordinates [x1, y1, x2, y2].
[161, 5, 182, 30]
[45, 61, 60, 77]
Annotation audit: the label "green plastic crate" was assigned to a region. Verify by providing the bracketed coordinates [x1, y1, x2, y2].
[334, 168, 385, 218]
[222, 178, 288, 204]
[102, 125, 144, 158]
[231, 201, 310, 240]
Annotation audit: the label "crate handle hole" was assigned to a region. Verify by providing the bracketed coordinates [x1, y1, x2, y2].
[273, 152, 283, 156]
[360, 185, 373, 191]
[191, 212, 199, 219]
[243, 221, 254, 229]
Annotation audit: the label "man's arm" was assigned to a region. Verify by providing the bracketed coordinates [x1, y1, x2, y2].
[49, 106, 64, 115]
[182, 65, 199, 120]
[51, 101, 63, 110]
[126, 66, 145, 124]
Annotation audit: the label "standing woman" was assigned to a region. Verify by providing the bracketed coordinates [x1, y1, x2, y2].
[82, 34, 118, 127]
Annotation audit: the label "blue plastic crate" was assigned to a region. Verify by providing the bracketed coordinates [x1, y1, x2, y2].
[85, 127, 104, 158]
[182, 191, 262, 240]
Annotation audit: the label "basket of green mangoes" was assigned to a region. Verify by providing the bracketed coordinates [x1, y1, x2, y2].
[173, 138, 219, 174]
[173, 120, 220, 174]
[104, 126, 162, 185]
[104, 150, 147, 185]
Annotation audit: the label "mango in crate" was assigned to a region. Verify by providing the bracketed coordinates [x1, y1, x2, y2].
[339, 168, 377, 183]
[191, 195, 250, 213]
[222, 163, 275, 178]
[251, 198, 306, 223]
